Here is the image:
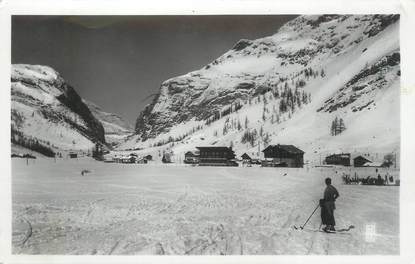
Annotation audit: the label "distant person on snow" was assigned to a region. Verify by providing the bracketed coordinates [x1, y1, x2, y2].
[321, 177, 339, 232]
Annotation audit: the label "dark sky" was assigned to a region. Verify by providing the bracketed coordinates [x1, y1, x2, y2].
[12, 15, 296, 125]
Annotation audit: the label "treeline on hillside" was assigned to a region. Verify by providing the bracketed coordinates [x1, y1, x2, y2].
[273, 85, 311, 114]
[149, 67, 323, 150]
[205, 101, 243, 126]
[240, 127, 271, 147]
[11, 126, 55, 157]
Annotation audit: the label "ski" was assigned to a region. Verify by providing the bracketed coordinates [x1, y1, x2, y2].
[318, 230, 352, 235]
[295, 225, 355, 234]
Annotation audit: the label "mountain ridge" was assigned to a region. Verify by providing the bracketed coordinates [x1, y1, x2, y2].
[83, 99, 133, 146]
[11, 64, 106, 155]
[120, 14, 400, 163]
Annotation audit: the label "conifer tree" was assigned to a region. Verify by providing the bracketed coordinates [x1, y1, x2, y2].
[237, 119, 242, 131]
[339, 118, 346, 133]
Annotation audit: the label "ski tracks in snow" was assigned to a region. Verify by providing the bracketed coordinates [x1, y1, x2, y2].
[12, 163, 399, 255]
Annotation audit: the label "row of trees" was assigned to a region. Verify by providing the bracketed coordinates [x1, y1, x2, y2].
[205, 67, 321, 127]
[11, 126, 55, 157]
[241, 129, 258, 146]
[221, 116, 246, 136]
[205, 101, 243, 126]
[277, 87, 311, 114]
[240, 127, 272, 148]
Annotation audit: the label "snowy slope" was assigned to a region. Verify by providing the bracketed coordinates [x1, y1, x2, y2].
[11, 64, 106, 155]
[83, 100, 133, 146]
[120, 15, 400, 163]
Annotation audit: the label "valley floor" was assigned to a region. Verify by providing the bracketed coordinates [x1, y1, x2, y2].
[12, 158, 399, 255]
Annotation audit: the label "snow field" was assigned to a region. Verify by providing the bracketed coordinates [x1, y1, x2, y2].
[12, 158, 399, 255]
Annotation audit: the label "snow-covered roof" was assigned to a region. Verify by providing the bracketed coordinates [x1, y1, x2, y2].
[196, 146, 232, 151]
[241, 153, 252, 159]
[363, 161, 383, 167]
[185, 151, 199, 157]
[354, 155, 372, 163]
[326, 153, 351, 158]
[262, 144, 304, 154]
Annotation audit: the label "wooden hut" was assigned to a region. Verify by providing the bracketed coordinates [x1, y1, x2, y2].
[325, 153, 351, 166]
[262, 144, 304, 168]
[121, 155, 136, 164]
[184, 151, 200, 164]
[241, 153, 252, 161]
[353, 155, 372, 167]
[196, 146, 237, 166]
[137, 158, 148, 164]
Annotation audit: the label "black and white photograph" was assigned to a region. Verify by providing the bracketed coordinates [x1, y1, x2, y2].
[3, 0, 414, 261]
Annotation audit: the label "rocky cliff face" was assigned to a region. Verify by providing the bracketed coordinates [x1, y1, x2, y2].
[134, 15, 400, 142]
[11, 64, 105, 153]
[83, 100, 133, 145]
[122, 14, 399, 161]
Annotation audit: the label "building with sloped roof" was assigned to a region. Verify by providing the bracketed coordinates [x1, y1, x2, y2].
[241, 153, 252, 160]
[262, 144, 304, 168]
[325, 153, 351, 166]
[353, 155, 373, 167]
[184, 150, 200, 164]
[196, 146, 237, 166]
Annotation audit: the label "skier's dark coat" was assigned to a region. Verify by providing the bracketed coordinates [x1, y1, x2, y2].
[321, 185, 339, 226]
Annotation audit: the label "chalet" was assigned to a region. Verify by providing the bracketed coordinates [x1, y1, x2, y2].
[353, 155, 372, 167]
[197, 146, 238, 166]
[120, 155, 136, 164]
[184, 151, 200, 164]
[137, 158, 148, 164]
[241, 153, 252, 161]
[262, 144, 304, 168]
[325, 153, 351, 166]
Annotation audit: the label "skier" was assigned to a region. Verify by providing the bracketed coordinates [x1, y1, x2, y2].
[321, 177, 339, 232]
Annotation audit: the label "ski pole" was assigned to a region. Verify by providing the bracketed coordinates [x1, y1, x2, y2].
[299, 203, 320, 229]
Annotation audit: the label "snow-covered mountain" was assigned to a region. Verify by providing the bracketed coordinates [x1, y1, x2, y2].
[120, 15, 400, 163]
[83, 100, 133, 146]
[11, 64, 105, 155]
